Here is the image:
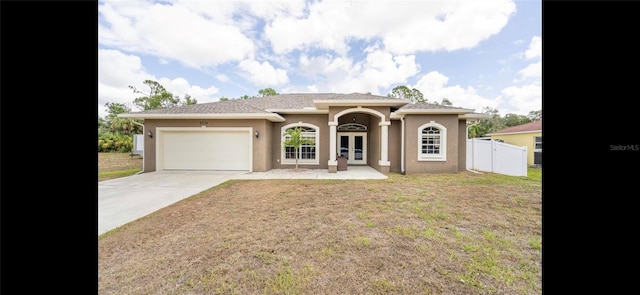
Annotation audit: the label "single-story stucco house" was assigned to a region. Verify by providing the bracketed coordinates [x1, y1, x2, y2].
[119, 93, 489, 175]
[487, 120, 542, 167]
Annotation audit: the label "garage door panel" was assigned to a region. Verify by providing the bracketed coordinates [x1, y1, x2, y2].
[161, 130, 250, 171]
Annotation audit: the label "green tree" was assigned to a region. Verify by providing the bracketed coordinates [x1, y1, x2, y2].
[219, 97, 229, 102]
[440, 98, 453, 106]
[387, 85, 426, 103]
[258, 88, 278, 97]
[103, 102, 142, 135]
[240, 94, 252, 99]
[183, 94, 197, 105]
[503, 113, 532, 127]
[527, 110, 542, 121]
[469, 107, 504, 138]
[129, 80, 197, 111]
[283, 127, 315, 170]
[98, 102, 142, 153]
[98, 116, 108, 134]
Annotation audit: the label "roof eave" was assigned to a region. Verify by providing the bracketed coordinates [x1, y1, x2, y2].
[487, 130, 542, 136]
[459, 113, 492, 120]
[313, 99, 410, 109]
[393, 108, 475, 115]
[118, 113, 286, 122]
[265, 109, 329, 114]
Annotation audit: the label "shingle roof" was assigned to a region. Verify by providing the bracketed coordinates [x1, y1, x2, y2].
[398, 102, 469, 110]
[490, 120, 542, 134]
[125, 93, 472, 115]
[241, 93, 323, 110]
[129, 99, 271, 114]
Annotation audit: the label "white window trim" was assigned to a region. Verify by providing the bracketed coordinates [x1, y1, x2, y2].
[281, 122, 320, 165]
[418, 121, 447, 161]
[337, 123, 368, 131]
[534, 136, 542, 152]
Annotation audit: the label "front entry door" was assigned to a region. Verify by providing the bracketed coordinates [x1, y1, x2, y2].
[338, 133, 367, 165]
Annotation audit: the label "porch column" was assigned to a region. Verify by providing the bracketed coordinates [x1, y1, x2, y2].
[379, 121, 391, 172]
[328, 121, 338, 173]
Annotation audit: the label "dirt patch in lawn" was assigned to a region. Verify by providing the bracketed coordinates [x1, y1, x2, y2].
[99, 171, 542, 294]
[98, 152, 143, 174]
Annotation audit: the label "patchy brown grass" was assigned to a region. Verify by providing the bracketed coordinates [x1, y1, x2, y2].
[99, 170, 542, 294]
[98, 152, 143, 181]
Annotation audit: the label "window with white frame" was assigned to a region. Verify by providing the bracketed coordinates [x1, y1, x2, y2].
[281, 123, 319, 165]
[534, 136, 542, 152]
[418, 121, 447, 161]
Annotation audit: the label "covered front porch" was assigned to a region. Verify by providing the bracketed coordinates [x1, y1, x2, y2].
[326, 106, 392, 174]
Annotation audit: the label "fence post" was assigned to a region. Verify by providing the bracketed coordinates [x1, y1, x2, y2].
[491, 139, 496, 173]
[522, 146, 528, 177]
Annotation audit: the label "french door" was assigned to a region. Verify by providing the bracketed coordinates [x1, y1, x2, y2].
[338, 133, 367, 165]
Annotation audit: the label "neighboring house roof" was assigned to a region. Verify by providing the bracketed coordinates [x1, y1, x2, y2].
[118, 93, 479, 120]
[487, 120, 542, 135]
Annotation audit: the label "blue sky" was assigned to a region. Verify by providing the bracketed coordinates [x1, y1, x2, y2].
[98, 0, 541, 118]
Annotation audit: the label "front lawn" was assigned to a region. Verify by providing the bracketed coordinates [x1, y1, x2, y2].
[98, 152, 143, 181]
[99, 169, 542, 294]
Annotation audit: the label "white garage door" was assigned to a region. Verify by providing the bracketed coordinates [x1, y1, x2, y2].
[160, 130, 251, 170]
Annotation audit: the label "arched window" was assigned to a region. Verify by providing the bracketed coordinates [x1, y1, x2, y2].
[281, 123, 320, 165]
[418, 121, 447, 161]
[337, 123, 367, 131]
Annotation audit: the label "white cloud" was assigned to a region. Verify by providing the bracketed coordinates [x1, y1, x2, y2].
[296, 49, 418, 94]
[306, 84, 319, 92]
[525, 36, 542, 60]
[500, 84, 542, 115]
[216, 74, 230, 83]
[98, 49, 219, 118]
[508, 35, 541, 112]
[98, 1, 255, 68]
[517, 61, 541, 81]
[238, 59, 289, 86]
[156, 77, 220, 104]
[98, 49, 153, 118]
[265, 0, 516, 55]
[413, 71, 500, 112]
[513, 36, 542, 82]
[243, 0, 307, 21]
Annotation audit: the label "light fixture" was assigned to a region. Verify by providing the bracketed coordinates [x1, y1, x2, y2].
[147, 130, 153, 138]
[352, 116, 356, 123]
[255, 131, 259, 138]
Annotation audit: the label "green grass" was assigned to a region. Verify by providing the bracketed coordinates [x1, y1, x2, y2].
[99, 168, 140, 182]
[264, 262, 314, 295]
[99, 169, 541, 294]
[527, 167, 542, 181]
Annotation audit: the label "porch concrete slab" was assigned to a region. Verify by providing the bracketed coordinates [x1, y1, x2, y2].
[235, 166, 388, 180]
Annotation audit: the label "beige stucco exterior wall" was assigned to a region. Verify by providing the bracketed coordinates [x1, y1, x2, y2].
[403, 114, 460, 174]
[490, 131, 541, 166]
[142, 119, 271, 172]
[388, 120, 402, 173]
[458, 120, 467, 171]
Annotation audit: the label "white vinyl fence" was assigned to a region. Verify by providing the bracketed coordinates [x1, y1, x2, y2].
[466, 139, 527, 177]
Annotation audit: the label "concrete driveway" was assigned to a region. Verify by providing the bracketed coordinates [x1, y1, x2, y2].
[98, 170, 246, 235]
[98, 167, 387, 236]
